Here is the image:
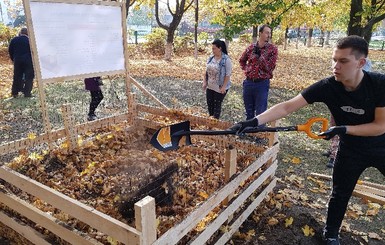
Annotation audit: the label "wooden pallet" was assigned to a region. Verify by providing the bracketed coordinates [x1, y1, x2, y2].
[310, 172, 385, 205]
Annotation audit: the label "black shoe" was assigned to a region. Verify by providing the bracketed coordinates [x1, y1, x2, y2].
[12, 94, 18, 98]
[24, 94, 34, 98]
[87, 114, 97, 121]
[326, 158, 335, 168]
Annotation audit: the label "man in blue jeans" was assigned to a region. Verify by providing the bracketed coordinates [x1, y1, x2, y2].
[239, 24, 278, 119]
[231, 35, 385, 245]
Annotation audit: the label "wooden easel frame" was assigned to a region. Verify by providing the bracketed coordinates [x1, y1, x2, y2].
[22, 0, 167, 148]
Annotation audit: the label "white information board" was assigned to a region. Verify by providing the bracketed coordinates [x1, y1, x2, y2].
[29, 1, 125, 80]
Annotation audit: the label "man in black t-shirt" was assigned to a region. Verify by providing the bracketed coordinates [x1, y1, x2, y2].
[231, 35, 385, 245]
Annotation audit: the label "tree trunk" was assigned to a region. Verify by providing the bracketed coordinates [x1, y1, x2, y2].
[362, 25, 374, 43]
[252, 26, 258, 43]
[325, 31, 331, 46]
[306, 28, 313, 47]
[194, 0, 198, 59]
[164, 42, 173, 61]
[284, 26, 288, 50]
[347, 0, 363, 36]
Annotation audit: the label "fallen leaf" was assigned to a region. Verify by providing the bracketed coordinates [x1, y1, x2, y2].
[302, 225, 315, 237]
[267, 217, 279, 226]
[366, 208, 379, 216]
[285, 217, 294, 228]
[368, 232, 382, 240]
[291, 157, 301, 164]
[27, 132, 36, 140]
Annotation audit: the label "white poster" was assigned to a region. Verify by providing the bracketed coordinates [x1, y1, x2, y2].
[30, 2, 125, 80]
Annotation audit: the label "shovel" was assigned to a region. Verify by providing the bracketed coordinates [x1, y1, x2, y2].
[150, 117, 329, 152]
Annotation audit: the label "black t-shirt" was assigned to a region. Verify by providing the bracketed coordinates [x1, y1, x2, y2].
[301, 71, 385, 155]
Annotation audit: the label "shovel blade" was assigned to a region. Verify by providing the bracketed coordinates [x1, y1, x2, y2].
[150, 121, 192, 152]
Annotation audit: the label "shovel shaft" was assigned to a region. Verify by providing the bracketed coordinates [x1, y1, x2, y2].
[173, 126, 299, 137]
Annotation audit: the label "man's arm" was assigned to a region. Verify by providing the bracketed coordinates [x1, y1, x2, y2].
[257, 94, 309, 125]
[347, 107, 385, 136]
[8, 39, 14, 61]
[239, 45, 252, 70]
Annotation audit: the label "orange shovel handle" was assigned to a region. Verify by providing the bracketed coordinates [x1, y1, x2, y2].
[297, 117, 329, 139]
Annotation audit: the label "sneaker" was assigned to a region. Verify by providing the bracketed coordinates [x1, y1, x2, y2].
[326, 238, 340, 245]
[326, 158, 335, 168]
[87, 115, 97, 121]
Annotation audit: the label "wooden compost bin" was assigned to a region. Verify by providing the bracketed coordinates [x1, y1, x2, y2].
[0, 98, 279, 245]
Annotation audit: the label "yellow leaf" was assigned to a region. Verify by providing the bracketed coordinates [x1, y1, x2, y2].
[28, 152, 43, 161]
[197, 191, 209, 199]
[77, 136, 83, 146]
[302, 225, 315, 237]
[27, 132, 36, 140]
[368, 203, 381, 210]
[366, 208, 379, 216]
[106, 236, 118, 245]
[291, 157, 301, 164]
[246, 229, 255, 237]
[220, 225, 229, 233]
[285, 217, 294, 228]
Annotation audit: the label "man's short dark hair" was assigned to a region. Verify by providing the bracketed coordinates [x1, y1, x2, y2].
[20, 27, 28, 36]
[336, 35, 368, 58]
[259, 24, 271, 33]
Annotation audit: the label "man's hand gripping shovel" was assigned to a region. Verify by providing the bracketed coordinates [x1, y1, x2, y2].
[150, 117, 329, 152]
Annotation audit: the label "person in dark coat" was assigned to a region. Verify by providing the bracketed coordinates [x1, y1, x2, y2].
[84, 77, 104, 121]
[8, 27, 35, 98]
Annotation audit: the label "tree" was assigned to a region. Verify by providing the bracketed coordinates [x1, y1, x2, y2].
[208, 0, 300, 43]
[154, 0, 194, 60]
[347, 0, 385, 42]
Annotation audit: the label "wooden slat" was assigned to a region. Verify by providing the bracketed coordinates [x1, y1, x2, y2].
[354, 184, 385, 198]
[153, 143, 279, 245]
[353, 190, 385, 205]
[0, 211, 51, 245]
[224, 148, 237, 205]
[30, 0, 121, 7]
[0, 166, 141, 245]
[137, 104, 232, 129]
[129, 77, 169, 109]
[190, 161, 277, 245]
[0, 112, 129, 155]
[135, 196, 157, 245]
[214, 178, 277, 245]
[0, 192, 100, 245]
[310, 172, 385, 191]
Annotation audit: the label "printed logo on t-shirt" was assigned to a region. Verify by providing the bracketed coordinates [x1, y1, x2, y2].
[340, 106, 365, 115]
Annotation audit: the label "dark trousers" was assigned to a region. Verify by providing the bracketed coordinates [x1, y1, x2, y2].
[242, 79, 270, 120]
[324, 148, 385, 238]
[89, 90, 104, 116]
[12, 57, 34, 96]
[206, 89, 227, 119]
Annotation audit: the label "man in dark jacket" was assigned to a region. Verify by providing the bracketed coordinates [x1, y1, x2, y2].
[8, 27, 35, 98]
